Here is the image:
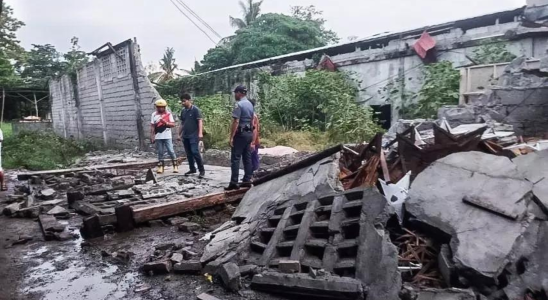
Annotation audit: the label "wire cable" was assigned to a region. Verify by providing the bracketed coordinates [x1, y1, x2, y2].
[168, 0, 218, 45]
[175, 0, 223, 40]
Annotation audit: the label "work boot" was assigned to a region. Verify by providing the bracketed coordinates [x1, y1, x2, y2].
[157, 162, 165, 174]
[198, 171, 205, 179]
[224, 183, 240, 191]
[172, 160, 179, 173]
[240, 181, 253, 188]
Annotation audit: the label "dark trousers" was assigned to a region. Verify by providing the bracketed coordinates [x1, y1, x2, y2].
[183, 136, 205, 173]
[230, 131, 253, 184]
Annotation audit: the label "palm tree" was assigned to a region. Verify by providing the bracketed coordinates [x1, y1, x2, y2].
[229, 0, 263, 29]
[159, 47, 178, 81]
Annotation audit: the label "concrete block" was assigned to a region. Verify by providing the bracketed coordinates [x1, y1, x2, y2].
[178, 222, 201, 232]
[239, 264, 259, 277]
[173, 260, 202, 274]
[219, 262, 241, 292]
[251, 272, 364, 300]
[170, 253, 184, 264]
[279, 260, 301, 273]
[143, 260, 172, 274]
[202, 260, 223, 276]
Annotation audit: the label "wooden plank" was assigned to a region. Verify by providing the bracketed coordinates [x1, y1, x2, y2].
[132, 189, 248, 223]
[17, 158, 186, 180]
[379, 150, 390, 182]
[254, 144, 343, 186]
[350, 155, 380, 189]
[259, 207, 293, 266]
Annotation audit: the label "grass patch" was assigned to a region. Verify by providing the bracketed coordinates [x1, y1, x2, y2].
[3, 131, 97, 171]
[261, 130, 329, 152]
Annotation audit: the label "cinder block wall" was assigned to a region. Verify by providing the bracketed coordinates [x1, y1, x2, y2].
[50, 40, 162, 149]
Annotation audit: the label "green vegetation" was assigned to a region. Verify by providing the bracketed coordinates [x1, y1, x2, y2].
[161, 70, 383, 151]
[401, 61, 461, 119]
[3, 131, 96, 170]
[1, 123, 13, 139]
[472, 41, 517, 65]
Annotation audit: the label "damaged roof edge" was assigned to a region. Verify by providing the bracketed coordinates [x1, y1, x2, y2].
[193, 6, 526, 77]
[89, 39, 134, 57]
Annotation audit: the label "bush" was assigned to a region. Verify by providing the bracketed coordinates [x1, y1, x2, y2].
[194, 94, 233, 149]
[258, 70, 383, 144]
[3, 131, 96, 170]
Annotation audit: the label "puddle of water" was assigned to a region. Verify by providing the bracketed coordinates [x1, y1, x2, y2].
[22, 259, 138, 300]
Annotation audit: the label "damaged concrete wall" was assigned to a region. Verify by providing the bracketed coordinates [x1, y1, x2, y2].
[50, 39, 161, 149]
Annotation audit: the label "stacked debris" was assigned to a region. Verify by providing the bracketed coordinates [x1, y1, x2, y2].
[193, 122, 548, 299]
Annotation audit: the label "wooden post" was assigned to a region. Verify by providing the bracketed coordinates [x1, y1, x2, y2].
[33, 92, 39, 117]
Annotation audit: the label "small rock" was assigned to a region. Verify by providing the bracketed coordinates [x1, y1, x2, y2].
[47, 205, 68, 216]
[11, 235, 33, 246]
[167, 216, 189, 226]
[184, 241, 194, 246]
[40, 188, 57, 200]
[219, 262, 241, 292]
[155, 243, 176, 251]
[197, 293, 222, 300]
[101, 250, 111, 257]
[171, 253, 184, 264]
[67, 190, 85, 205]
[142, 260, 172, 274]
[173, 260, 202, 274]
[134, 284, 151, 293]
[317, 269, 327, 276]
[279, 260, 300, 274]
[239, 265, 258, 277]
[178, 222, 200, 232]
[202, 208, 216, 217]
[164, 275, 172, 282]
[309, 268, 318, 278]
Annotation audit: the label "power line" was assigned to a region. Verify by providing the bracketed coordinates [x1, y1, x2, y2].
[168, 0, 218, 45]
[175, 0, 223, 40]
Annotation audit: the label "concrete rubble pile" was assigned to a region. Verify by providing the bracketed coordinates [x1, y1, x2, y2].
[4, 150, 227, 241]
[190, 129, 548, 299]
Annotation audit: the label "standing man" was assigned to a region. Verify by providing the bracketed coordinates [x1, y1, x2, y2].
[150, 99, 178, 174]
[226, 85, 255, 190]
[178, 93, 205, 178]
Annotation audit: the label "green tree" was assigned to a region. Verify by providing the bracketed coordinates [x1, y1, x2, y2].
[19, 44, 64, 88]
[63, 37, 89, 76]
[0, 2, 25, 60]
[0, 49, 21, 87]
[229, 0, 263, 29]
[199, 46, 234, 72]
[159, 47, 178, 82]
[291, 5, 339, 45]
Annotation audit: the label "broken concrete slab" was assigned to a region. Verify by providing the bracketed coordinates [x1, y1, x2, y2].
[218, 262, 241, 292]
[239, 264, 258, 277]
[38, 214, 67, 241]
[407, 152, 533, 282]
[173, 260, 202, 274]
[513, 149, 548, 213]
[415, 288, 476, 300]
[47, 205, 69, 216]
[142, 260, 172, 274]
[81, 215, 104, 239]
[202, 260, 223, 276]
[251, 272, 364, 300]
[3, 202, 21, 216]
[438, 244, 456, 287]
[67, 190, 85, 205]
[196, 293, 221, 300]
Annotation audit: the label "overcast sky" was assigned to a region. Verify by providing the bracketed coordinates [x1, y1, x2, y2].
[9, 0, 525, 70]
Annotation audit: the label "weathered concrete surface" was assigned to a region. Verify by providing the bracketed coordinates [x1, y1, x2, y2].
[415, 288, 476, 300]
[504, 221, 548, 299]
[514, 149, 548, 213]
[407, 152, 533, 281]
[201, 156, 341, 265]
[251, 272, 364, 300]
[218, 262, 241, 292]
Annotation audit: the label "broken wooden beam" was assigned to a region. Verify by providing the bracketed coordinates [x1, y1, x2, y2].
[17, 158, 186, 181]
[132, 189, 249, 224]
[254, 144, 343, 186]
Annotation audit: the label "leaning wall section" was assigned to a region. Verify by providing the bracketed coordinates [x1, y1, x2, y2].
[50, 40, 161, 149]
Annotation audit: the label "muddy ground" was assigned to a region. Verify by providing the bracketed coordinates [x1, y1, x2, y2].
[0, 180, 283, 300]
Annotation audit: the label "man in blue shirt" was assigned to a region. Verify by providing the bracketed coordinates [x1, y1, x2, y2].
[178, 94, 205, 178]
[225, 85, 255, 190]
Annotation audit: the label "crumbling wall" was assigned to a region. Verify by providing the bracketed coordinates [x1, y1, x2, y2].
[50, 39, 161, 149]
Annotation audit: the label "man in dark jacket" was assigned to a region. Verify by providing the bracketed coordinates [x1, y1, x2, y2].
[178, 94, 205, 178]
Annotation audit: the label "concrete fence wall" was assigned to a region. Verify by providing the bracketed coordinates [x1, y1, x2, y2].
[50, 39, 161, 149]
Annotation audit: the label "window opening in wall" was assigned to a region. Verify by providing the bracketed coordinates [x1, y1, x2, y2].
[116, 47, 129, 75]
[101, 55, 113, 80]
[370, 104, 392, 130]
[87, 65, 97, 87]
